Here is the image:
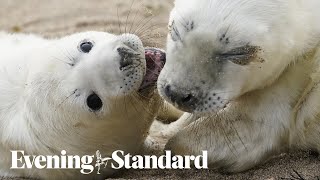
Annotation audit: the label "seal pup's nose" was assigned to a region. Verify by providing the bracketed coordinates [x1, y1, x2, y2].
[118, 34, 144, 70]
[120, 33, 144, 52]
[164, 84, 198, 112]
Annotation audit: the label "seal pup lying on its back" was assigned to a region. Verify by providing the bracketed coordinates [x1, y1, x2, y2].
[0, 31, 166, 179]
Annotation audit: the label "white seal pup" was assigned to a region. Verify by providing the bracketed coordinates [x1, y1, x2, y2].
[0, 31, 166, 179]
[158, 0, 320, 172]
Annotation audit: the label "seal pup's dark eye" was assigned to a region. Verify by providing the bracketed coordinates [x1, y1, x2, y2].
[87, 93, 103, 111]
[79, 41, 93, 53]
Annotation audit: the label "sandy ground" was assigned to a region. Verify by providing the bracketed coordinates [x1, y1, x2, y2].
[1, 0, 320, 179]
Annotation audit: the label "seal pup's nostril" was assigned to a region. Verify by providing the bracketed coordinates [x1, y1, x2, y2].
[117, 47, 134, 70]
[164, 84, 173, 98]
[182, 94, 194, 103]
[164, 84, 178, 103]
[163, 84, 198, 112]
[119, 57, 133, 70]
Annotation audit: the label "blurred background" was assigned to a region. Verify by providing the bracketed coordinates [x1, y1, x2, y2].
[0, 0, 172, 47]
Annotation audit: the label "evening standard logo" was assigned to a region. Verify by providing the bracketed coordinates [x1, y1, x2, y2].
[11, 150, 208, 175]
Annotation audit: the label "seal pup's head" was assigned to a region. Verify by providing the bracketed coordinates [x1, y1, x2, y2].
[10, 31, 165, 178]
[158, 0, 320, 113]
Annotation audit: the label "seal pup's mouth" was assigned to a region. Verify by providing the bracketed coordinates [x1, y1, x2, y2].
[138, 48, 166, 92]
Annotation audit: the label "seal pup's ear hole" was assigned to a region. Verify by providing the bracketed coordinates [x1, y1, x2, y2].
[86, 93, 103, 111]
[79, 40, 94, 53]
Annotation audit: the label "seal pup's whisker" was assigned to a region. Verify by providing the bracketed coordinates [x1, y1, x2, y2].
[55, 89, 78, 112]
[128, 5, 141, 34]
[132, 12, 156, 36]
[50, 56, 74, 66]
[116, 0, 123, 34]
[136, 23, 166, 39]
[124, 0, 136, 34]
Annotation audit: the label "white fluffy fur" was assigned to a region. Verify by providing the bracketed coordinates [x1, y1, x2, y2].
[0, 31, 161, 179]
[158, 0, 320, 172]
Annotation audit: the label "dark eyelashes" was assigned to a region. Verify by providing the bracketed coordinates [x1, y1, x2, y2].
[220, 45, 259, 57]
[216, 45, 261, 66]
